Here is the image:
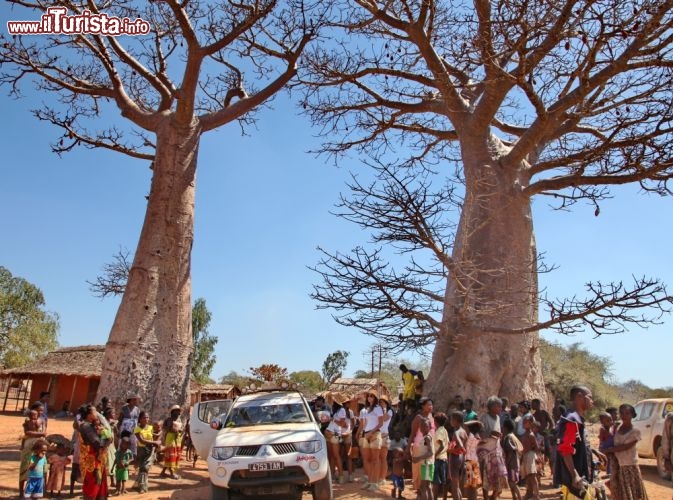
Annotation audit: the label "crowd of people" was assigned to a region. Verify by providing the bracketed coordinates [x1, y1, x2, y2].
[16, 373, 667, 500]
[311, 366, 655, 500]
[17, 394, 188, 499]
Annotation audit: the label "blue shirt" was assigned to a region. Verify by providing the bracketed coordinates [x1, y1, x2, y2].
[27, 455, 47, 478]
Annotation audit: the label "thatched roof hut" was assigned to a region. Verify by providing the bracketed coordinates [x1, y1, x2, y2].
[2, 345, 105, 378]
[327, 377, 390, 400]
[0, 345, 105, 413]
[189, 383, 241, 405]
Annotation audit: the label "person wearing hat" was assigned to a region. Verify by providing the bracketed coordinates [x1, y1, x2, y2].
[117, 395, 140, 456]
[161, 405, 183, 480]
[325, 393, 352, 484]
[357, 391, 385, 491]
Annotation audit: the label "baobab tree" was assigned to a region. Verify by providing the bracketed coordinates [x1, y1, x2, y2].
[1, 0, 321, 415]
[303, 0, 673, 408]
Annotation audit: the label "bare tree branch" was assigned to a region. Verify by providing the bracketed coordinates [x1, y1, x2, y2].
[492, 277, 673, 336]
[87, 248, 131, 298]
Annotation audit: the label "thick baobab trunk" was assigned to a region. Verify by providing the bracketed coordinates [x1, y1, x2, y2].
[426, 133, 546, 410]
[97, 118, 200, 418]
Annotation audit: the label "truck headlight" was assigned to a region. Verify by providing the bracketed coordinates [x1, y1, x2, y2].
[211, 446, 236, 460]
[294, 440, 323, 454]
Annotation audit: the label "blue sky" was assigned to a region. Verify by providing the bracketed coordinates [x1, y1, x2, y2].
[1, 9, 671, 392]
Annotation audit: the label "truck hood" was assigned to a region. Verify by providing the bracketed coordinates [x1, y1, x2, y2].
[214, 423, 322, 447]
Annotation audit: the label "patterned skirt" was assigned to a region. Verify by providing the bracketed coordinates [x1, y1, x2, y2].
[612, 464, 648, 500]
[464, 459, 482, 488]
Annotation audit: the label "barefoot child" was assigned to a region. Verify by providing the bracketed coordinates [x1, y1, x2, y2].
[391, 447, 406, 499]
[432, 413, 449, 500]
[24, 441, 49, 499]
[520, 415, 540, 500]
[448, 411, 467, 500]
[115, 437, 134, 495]
[502, 419, 522, 500]
[413, 418, 435, 500]
[46, 443, 71, 498]
[463, 421, 483, 500]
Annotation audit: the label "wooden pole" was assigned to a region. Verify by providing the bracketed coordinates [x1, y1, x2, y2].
[22, 377, 32, 412]
[2, 376, 12, 411]
[68, 376, 78, 413]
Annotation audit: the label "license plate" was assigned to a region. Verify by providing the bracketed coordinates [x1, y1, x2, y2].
[249, 461, 284, 471]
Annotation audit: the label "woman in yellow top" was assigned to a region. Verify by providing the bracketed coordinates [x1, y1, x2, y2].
[161, 405, 184, 480]
[134, 411, 160, 493]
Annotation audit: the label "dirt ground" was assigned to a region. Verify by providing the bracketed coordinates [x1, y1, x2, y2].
[0, 413, 670, 499]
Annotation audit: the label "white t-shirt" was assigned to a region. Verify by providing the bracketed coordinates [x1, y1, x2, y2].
[380, 408, 393, 435]
[327, 407, 352, 434]
[363, 405, 384, 432]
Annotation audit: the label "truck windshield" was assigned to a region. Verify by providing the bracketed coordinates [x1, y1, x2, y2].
[225, 402, 310, 427]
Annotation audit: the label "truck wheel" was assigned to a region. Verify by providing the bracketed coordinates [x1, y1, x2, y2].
[656, 445, 672, 480]
[291, 486, 304, 500]
[211, 484, 231, 500]
[312, 469, 333, 500]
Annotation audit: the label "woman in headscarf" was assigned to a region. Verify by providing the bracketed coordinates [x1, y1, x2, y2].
[77, 404, 111, 500]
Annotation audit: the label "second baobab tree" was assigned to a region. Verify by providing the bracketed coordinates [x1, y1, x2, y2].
[304, 0, 673, 407]
[1, 0, 322, 415]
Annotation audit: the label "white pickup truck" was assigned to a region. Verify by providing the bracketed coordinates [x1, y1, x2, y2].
[190, 389, 332, 500]
[633, 398, 673, 479]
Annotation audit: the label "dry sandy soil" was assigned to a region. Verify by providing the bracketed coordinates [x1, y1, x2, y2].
[0, 413, 670, 500]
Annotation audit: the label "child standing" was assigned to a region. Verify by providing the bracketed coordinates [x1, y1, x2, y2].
[502, 419, 522, 500]
[412, 418, 435, 500]
[533, 421, 545, 477]
[598, 412, 615, 473]
[115, 437, 134, 495]
[463, 421, 483, 500]
[432, 413, 449, 500]
[24, 441, 48, 499]
[46, 443, 71, 497]
[520, 415, 540, 500]
[448, 411, 467, 500]
[391, 447, 406, 499]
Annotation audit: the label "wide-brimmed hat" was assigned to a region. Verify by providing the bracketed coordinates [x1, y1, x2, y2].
[127, 395, 140, 402]
[379, 394, 390, 404]
[332, 393, 350, 405]
[169, 404, 181, 412]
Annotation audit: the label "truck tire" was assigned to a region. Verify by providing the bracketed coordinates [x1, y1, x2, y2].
[312, 469, 333, 500]
[211, 484, 231, 500]
[656, 445, 672, 480]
